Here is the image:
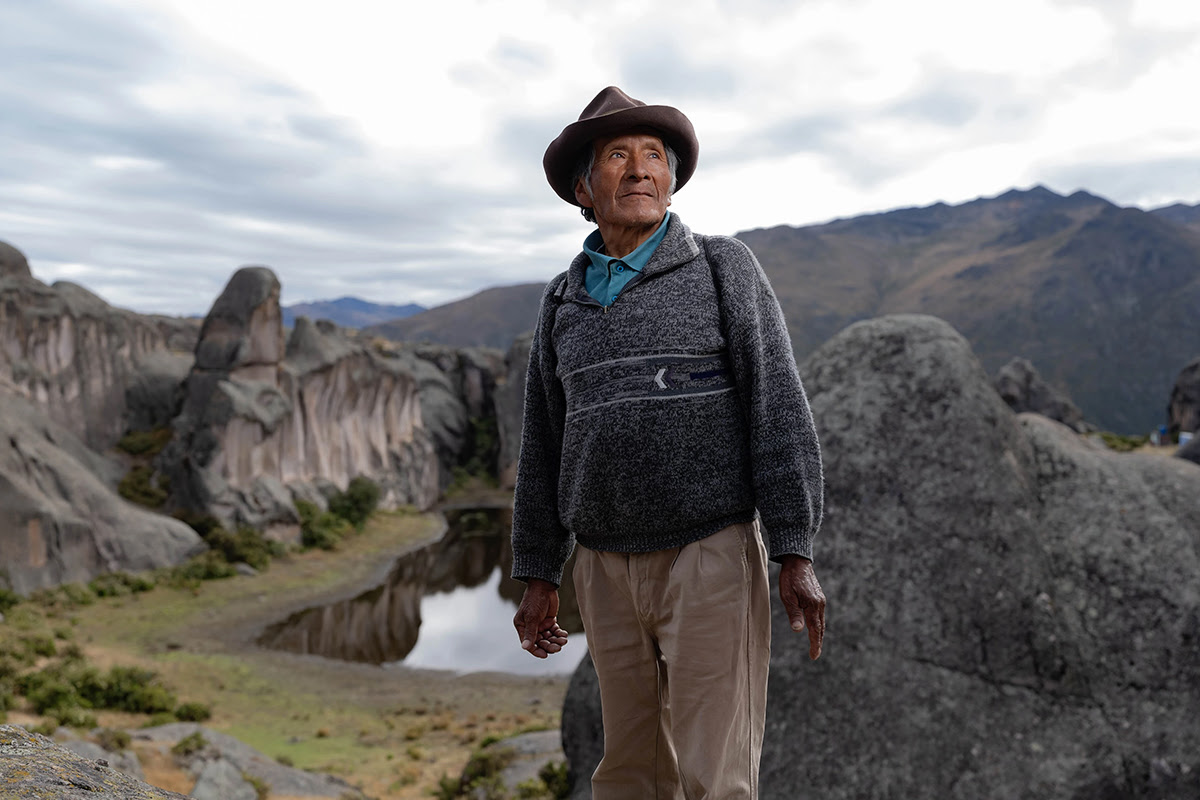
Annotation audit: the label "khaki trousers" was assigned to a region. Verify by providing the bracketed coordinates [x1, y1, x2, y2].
[574, 520, 771, 800]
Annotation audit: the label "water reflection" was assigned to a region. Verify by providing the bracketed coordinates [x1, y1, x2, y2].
[258, 509, 585, 675]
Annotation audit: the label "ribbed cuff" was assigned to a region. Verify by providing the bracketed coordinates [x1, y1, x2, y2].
[766, 526, 814, 563]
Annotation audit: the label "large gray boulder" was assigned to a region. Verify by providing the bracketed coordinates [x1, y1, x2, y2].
[994, 356, 1091, 432]
[188, 758, 257, 800]
[0, 725, 189, 799]
[1167, 356, 1200, 437]
[161, 268, 440, 534]
[561, 314, 1200, 799]
[0, 240, 199, 451]
[0, 390, 203, 595]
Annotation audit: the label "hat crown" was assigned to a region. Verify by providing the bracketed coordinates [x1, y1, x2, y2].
[578, 86, 646, 122]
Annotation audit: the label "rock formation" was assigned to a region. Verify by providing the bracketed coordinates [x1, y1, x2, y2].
[1167, 356, 1200, 437]
[0, 389, 203, 595]
[495, 332, 533, 489]
[994, 356, 1091, 432]
[132, 723, 365, 798]
[0, 724, 189, 799]
[400, 343, 506, 490]
[561, 315, 1200, 799]
[160, 267, 440, 535]
[0, 240, 199, 451]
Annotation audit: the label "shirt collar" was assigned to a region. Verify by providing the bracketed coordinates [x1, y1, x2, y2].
[582, 211, 672, 274]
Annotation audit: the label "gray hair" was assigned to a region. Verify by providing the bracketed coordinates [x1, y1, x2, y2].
[574, 141, 680, 224]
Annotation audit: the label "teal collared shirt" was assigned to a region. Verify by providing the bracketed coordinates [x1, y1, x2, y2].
[583, 211, 672, 308]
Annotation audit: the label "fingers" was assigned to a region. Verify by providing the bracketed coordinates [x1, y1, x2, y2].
[804, 604, 825, 660]
[526, 624, 569, 658]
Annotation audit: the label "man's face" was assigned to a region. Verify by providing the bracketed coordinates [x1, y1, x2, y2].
[575, 132, 672, 232]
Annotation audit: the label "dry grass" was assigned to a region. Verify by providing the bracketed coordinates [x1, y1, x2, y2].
[5, 508, 568, 799]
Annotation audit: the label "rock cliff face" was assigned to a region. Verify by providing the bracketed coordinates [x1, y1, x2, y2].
[0, 240, 198, 451]
[401, 343, 506, 491]
[0, 386, 203, 595]
[160, 267, 440, 534]
[561, 314, 1200, 799]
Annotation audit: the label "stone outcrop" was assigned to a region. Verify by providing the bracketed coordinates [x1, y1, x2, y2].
[160, 267, 440, 534]
[1167, 356, 1200, 437]
[132, 723, 365, 798]
[0, 389, 204, 595]
[0, 240, 199, 451]
[496, 332, 533, 489]
[561, 315, 1200, 799]
[402, 343, 506, 490]
[994, 356, 1092, 432]
[0, 724, 189, 799]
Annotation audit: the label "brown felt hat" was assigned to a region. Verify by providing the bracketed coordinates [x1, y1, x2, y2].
[543, 86, 699, 206]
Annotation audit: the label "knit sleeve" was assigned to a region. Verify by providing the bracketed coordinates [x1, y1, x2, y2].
[510, 275, 575, 585]
[706, 236, 824, 561]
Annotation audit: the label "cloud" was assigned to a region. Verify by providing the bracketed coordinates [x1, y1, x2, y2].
[2, 0, 1199, 318]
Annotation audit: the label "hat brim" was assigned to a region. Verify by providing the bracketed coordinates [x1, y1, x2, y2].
[543, 104, 699, 206]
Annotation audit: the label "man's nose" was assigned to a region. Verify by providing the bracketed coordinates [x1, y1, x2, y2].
[625, 156, 651, 178]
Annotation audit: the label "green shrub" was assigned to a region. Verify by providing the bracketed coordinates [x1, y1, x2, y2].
[1098, 431, 1149, 452]
[30, 583, 95, 611]
[301, 512, 352, 551]
[167, 552, 236, 588]
[538, 760, 570, 799]
[97, 727, 131, 751]
[204, 527, 275, 570]
[101, 666, 176, 713]
[174, 701, 212, 722]
[118, 465, 169, 508]
[51, 705, 98, 729]
[0, 587, 20, 614]
[275, 754, 294, 767]
[461, 747, 516, 786]
[116, 428, 172, 457]
[174, 512, 225, 538]
[89, 572, 156, 598]
[171, 731, 208, 757]
[20, 672, 78, 714]
[328, 476, 381, 530]
[22, 634, 57, 659]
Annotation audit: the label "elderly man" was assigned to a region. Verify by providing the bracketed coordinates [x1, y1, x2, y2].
[511, 86, 825, 799]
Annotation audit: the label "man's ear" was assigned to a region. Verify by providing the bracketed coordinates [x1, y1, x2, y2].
[574, 178, 594, 208]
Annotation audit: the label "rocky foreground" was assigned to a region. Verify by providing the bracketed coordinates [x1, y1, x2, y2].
[562, 315, 1200, 799]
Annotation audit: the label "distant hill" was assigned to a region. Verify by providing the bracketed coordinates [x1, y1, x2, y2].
[739, 186, 1200, 433]
[359, 187, 1200, 432]
[361, 283, 547, 350]
[1152, 201, 1200, 235]
[281, 296, 424, 329]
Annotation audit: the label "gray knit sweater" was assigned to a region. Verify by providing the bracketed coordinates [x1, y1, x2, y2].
[511, 214, 823, 586]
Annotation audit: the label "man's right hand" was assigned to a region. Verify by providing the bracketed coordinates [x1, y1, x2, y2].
[514, 578, 569, 658]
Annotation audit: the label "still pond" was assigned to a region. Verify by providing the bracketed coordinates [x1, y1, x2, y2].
[259, 508, 587, 676]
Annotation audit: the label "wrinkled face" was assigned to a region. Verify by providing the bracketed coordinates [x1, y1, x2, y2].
[574, 132, 672, 231]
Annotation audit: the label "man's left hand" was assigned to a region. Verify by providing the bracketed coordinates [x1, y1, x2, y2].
[779, 555, 826, 660]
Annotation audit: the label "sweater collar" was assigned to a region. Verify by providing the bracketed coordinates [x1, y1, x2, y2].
[565, 213, 701, 301]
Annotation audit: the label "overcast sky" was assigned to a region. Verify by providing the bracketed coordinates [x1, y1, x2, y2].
[2, 0, 1198, 316]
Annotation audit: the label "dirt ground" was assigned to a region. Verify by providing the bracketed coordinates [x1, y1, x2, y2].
[12, 505, 570, 799]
